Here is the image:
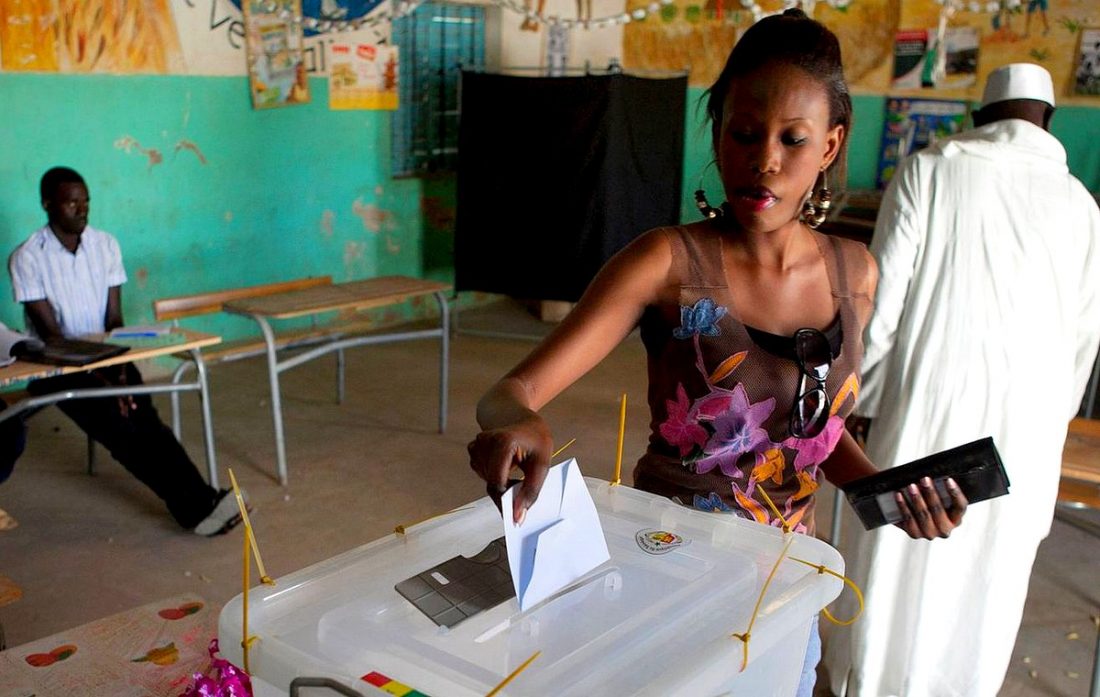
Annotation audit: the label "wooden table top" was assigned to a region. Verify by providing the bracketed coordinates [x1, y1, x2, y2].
[0, 329, 220, 389]
[1063, 417, 1100, 484]
[223, 275, 451, 320]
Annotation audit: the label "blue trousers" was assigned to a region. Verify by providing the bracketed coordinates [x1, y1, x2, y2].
[797, 615, 822, 697]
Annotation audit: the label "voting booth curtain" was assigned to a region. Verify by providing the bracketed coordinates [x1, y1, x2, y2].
[454, 71, 688, 302]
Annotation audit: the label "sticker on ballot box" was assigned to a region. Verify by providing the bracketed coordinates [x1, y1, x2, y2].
[636, 529, 689, 555]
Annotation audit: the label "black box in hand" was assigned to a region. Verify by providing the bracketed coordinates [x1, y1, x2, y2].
[842, 437, 1010, 530]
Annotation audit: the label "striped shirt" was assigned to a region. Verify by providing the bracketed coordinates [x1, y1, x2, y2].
[9, 225, 127, 338]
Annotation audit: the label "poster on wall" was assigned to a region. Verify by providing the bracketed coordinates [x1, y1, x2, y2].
[547, 24, 570, 77]
[893, 29, 932, 89]
[892, 27, 979, 90]
[1075, 28, 1100, 96]
[243, 0, 311, 109]
[328, 43, 399, 110]
[937, 26, 980, 89]
[877, 97, 968, 188]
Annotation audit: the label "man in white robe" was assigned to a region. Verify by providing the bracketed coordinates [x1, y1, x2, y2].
[824, 63, 1100, 697]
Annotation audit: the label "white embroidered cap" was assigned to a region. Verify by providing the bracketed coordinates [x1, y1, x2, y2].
[981, 63, 1055, 108]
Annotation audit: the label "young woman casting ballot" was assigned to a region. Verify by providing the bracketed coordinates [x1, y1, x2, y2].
[468, 11, 967, 691]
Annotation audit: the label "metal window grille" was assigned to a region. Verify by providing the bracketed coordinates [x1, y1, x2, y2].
[392, 2, 485, 177]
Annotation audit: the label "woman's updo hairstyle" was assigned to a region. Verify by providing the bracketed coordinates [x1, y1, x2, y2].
[705, 9, 852, 178]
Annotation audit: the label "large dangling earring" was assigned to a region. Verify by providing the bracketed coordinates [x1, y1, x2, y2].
[800, 170, 832, 229]
[694, 162, 726, 220]
[694, 189, 724, 220]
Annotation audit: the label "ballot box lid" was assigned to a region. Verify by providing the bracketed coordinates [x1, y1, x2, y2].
[219, 479, 843, 697]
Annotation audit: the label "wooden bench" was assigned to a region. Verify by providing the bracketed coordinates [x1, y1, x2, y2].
[1059, 417, 1100, 510]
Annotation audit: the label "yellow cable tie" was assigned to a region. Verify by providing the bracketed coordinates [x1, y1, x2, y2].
[612, 393, 627, 486]
[395, 505, 477, 536]
[552, 437, 577, 459]
[755, 486, 790, 533]
[485, 650, 541, 697]
[228, 468, 274, 585]
[243, 635, 260, 649]
[789, 556, 865, 626]
[730, 533, 795, 671]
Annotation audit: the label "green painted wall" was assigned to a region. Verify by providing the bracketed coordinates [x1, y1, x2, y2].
[4, 75, 1094, 340]
[0, 74, 431, 341]
[680, 87, 1100, 223]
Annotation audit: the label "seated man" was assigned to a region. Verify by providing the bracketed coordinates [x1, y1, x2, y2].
[8, 166, 244, 536]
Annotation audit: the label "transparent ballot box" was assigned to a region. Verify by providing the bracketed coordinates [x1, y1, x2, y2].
[219, 479, 844, 696]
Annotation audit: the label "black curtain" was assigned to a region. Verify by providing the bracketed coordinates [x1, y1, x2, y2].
[454, 72, 687, 302]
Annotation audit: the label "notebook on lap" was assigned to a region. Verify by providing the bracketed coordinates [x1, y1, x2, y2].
[20, 337, 131, 367]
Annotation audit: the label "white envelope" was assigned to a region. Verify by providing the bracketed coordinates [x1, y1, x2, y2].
[502, 458, 611, 611]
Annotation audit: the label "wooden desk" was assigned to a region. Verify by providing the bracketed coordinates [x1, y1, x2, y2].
[1060, 418, 1100, 514]
[224, 276, 451, 485]
[0, 330, 222, 487]
[1058, 417, 1100, 697]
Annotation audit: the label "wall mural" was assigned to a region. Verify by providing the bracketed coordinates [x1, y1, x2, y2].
[0, 0, 185, 72]
[621, 0, 1098, 105]
[0, 0, 387, 75]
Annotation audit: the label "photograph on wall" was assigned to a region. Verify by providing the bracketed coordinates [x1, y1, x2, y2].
[243, 0, 310, 109]
[328, 42, 398, 110]
[877, 97, 968, 188]
[1075, 28, 1100, 96]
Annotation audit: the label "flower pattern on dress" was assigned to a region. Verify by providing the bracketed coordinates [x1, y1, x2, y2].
[781, 414, 846, 471]
[694, 384, 777, 478]
[693, 492, 733, 513]
[659, 384, 710, 457]
[673, 298, 727, 339]
[655, 296, 855, 534]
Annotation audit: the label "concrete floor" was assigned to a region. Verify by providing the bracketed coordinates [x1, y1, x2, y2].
[0, 298, 1097, 696]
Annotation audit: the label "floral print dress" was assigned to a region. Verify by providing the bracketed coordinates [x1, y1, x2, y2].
[633, 226, 872, 535]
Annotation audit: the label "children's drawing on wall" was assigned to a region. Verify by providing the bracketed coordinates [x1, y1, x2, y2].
[876, 0, 1096, 103]
[328, 42, 398, 109]
[0, 0, 389, 76]
[621, 0, 899, 89]
[0, 0, 184, 73]
[244, 0, 311, 108]
[520, 0, 547, 30]
[1075, 28, 1100, 94]
[1022, 0, 1049, 37]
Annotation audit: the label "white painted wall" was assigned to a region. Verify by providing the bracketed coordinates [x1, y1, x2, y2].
[497, 0, 626, 72]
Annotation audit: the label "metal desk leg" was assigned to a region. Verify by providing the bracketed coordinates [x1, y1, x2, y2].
[830, 485, 843, 547]
[1091, 623, 1100, 697]
[1091, 611, 1100, 694]
[189, 347, 219, 490]
[435, 291, 450, 434]
[169, 360, 194, 440]
[256, 315, 289, 485]
[336, 347, 346, 405]
[1084, 351, 1100, 419]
